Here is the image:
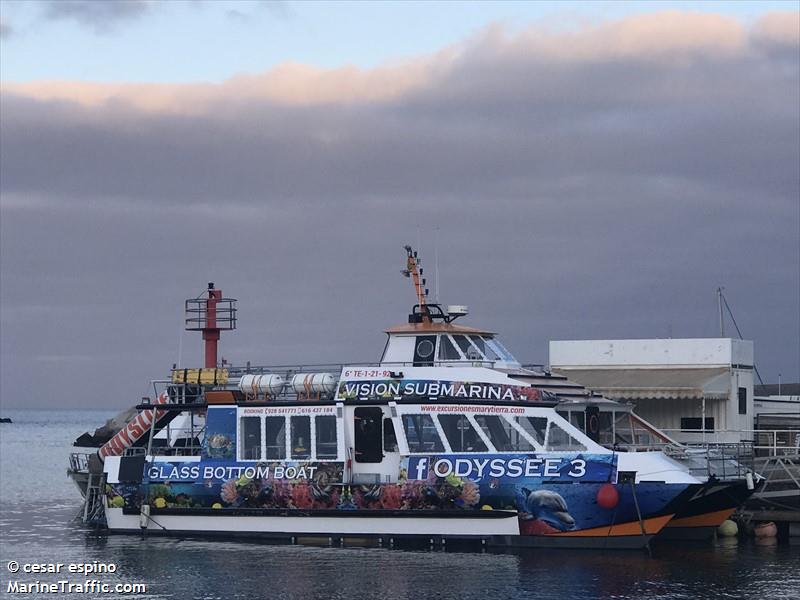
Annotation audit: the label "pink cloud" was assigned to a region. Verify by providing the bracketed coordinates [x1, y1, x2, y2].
[2, 11, 796, 114]
[752, 11, 800, 47]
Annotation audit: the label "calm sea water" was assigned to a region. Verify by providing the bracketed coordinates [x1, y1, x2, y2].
[1, 409, 798, 600]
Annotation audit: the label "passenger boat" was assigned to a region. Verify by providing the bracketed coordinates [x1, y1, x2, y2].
[79, 247, 705, 549]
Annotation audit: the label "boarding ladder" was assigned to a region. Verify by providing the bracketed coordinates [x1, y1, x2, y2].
[81, 472, 107, 527]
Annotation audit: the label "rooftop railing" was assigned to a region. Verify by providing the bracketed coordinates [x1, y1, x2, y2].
[225, 359, 533, 377]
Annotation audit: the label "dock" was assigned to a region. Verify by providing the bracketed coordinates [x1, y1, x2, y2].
[737, 453, 800, 539]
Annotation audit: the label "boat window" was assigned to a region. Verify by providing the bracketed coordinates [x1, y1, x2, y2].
[515, 416, 548, 445]
[438, 335, 461, 361]
[466, 335, 491, 360]
[471, 336, 499, 361]
[546, 422, 587, 451]
[475, 415, 535, 452]
[402, 414, 445, 453]
[315, 415, 338, 459]
[568, 411, 585, 431]
[240, 416, 262, 460]
[485, 337, 516, 362]
[265, 416, 286, 460]
[290, 416, 311, 459]
[438, 415, 488, 452]
[598, 412, 614, 446]
[452, 335, 481, 360]
[584, 406, 601, 442]
[613, 412, 634, 445]
[383, 418, 398, 452]
[630, 417, 667, 447]
[413, 335, 437, 367]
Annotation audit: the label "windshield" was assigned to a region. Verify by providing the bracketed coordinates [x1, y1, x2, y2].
[485, 337, 518, 363]
[435, 334, 519, 364]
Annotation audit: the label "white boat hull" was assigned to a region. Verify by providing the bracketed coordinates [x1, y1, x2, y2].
[105, 507, 519, 537]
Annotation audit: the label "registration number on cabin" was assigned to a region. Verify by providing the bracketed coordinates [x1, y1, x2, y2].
[342, 369, 393, 378]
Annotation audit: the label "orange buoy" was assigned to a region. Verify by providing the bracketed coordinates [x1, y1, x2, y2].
[753, 522, 778, 538]
[597, 483, 619, 509]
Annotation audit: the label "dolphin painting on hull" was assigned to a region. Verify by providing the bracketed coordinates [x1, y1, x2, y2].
[517, 488, 576, 535]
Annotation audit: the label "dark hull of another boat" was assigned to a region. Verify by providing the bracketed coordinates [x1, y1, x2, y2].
[659, 479, 755, 540]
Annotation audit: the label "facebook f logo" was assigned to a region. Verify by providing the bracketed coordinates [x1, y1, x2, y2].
[409, 457, 429, 480]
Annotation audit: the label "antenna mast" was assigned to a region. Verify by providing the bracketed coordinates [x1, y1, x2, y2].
[402, 245, 431, 323]
[716, 287, 764, 385]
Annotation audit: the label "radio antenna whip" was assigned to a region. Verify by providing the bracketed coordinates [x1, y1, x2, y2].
[435, 227, 440, 303]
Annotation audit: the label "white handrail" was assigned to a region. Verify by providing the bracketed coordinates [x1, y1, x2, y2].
[659, 428, 800, 454]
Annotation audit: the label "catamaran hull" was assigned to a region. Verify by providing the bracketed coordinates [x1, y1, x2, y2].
[659, 479, 756, 540]
[103, 445, 699, 550]
[68, 470, 90, 498]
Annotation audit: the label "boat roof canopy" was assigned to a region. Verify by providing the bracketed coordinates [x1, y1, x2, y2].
[385, 322, 495, 336]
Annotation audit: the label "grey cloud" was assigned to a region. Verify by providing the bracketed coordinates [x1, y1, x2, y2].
[0, 19, 11, 38]
[1, 15, 798, 409]
[40, 0, 151, 33]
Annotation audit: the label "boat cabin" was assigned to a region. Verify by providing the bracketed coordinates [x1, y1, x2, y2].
[379, 303, 521, 369]
[192, 399, 608, 488]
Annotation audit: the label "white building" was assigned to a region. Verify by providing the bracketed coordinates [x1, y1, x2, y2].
[549, 338, 754, 444]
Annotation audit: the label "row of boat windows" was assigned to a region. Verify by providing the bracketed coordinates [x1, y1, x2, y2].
[402, 414, 586, 453]
[239, 415, 338, 461]
[433, 335, 517, 363]
[237, 412, 586, 461]
[557, 410, 668, 447]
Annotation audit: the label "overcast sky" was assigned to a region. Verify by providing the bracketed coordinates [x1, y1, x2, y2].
[1, 2, 798, 409]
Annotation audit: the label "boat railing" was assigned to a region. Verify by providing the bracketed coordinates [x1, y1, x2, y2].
[605, 440, 756, 480]
[659, 428, 800, 457]
[146, 423, 206, 456]
[68, 452, 93, 474]
[226, 363, 354, 377]
[122, 447, 147, 457]
[226, 359, 520, 377]
[211, 361, 531, 404]
[160, 361, 546, 406]
[157, 424, 205, 456]
[123, 441, 204, 459]
[683, 442, 756, 480]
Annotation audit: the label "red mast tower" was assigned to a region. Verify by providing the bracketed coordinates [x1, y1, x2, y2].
[185, 283, 237, 368]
